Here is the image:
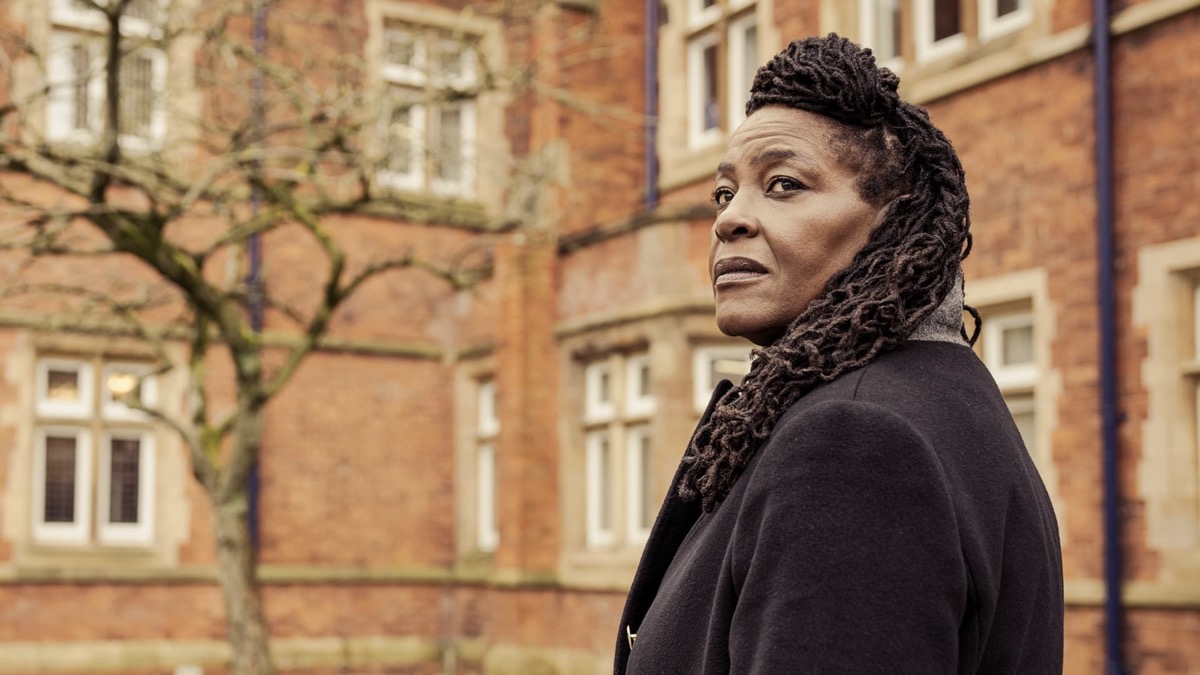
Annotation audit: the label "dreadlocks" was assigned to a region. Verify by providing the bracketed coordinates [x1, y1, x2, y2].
[678, 34, 975, 512]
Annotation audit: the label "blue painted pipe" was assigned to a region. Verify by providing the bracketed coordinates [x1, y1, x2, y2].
[1092, 0, 1123, 672]
[644, 0, 659, 208]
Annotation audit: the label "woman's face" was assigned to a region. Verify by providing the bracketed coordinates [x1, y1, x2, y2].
[709, 106, 887, 346]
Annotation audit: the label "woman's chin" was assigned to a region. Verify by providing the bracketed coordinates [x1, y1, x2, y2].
[715, 314, 783, 347]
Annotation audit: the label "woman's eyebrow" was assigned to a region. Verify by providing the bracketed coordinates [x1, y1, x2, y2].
[715, 148, 818, 179]
[751, 148, 817, 169]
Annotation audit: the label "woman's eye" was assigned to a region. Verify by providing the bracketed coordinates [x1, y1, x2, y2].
[767, 177, 803, 193]
[711, 187, 735, 206]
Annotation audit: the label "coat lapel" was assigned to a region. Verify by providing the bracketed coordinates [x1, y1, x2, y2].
[613, 379, 735, 674]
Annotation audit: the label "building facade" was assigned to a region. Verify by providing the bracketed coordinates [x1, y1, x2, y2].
[0, 0, 1198, 673]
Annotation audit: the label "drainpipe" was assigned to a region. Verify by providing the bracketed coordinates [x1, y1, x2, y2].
[644, 0, 659, 208]
[1092, 0, 1123, 673]
[246, 0, 267, 552]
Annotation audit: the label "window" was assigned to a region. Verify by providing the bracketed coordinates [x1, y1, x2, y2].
[914, 0, 967, 62]
[475, 379, 499, 553]
[31, 357, 158, 547]
[966, 269, 1061, 525]
[858, 0, 1034, 69]
[582, 353, 656, 550]
[693, 346, 752, 412]
[979, 0, 1032, 41]
[377, 22, 477, 197]
[859, 0, 902, 66]
[685, 0, 759, 148]
[625, 424, 655, 543]
[979, 311, 1038, 457]
[44, 0, 167, 151]
[1132, 238, 1200, 587]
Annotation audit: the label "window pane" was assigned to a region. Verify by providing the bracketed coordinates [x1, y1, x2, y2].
[477, 442, 497, 549]
[934, 0, 962, 41]
[435, 106, 463, 182]
[711, 356, 750, 387]
[47, 368, 81, 402]
[1007, 394, 1037, 457]
[435, 39, 466, 81]
[597, 369, 611, 404]
[742, 24, 757, 90]
[477, 380, 497, 434]
[124, 0, 157, 21]
[387, 100, 415, 174]
[870, 0, 901, 60]
[597, 434, 611, 530]
[120, 53, 155, 138]
[996, 0, 1020, 17]
[702, 43, 719, 131]
[638, 432, 654, 530]
[637, 361, 651, 399]
[108, 438, 141, 524]
[71, 45, 91, 131]
[384, 28, 417, 66]
[106, 369, 142, 407]
[44, 436, 77, 523]
[1002, 324, 1034, 366]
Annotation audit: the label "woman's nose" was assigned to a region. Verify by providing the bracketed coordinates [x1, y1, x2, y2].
[712, 196, 760, 242]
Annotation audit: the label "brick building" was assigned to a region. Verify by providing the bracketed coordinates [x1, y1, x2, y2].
[0, 0, 1198, 673]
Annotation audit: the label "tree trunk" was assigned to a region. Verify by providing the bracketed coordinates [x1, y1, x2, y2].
[213, 495, 274, 675]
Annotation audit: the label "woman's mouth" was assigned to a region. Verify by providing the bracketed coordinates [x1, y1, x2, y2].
[713, 257, 768, 285]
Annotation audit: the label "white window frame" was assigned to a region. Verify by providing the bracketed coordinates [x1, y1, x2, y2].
[693, 346, 751, 412]
[50, 0, 108, 32]
[51, 0, 163, 36]
[725, 12, 758, 132]
[624, 353, 655, 418]
[45, 2, 168, 151]
[686, 0, 721, 29]
[377, 23, 478, 199]
[31, 427, 93, 546]
[44, 32, 105, 145]
[625, 424, 653, 544]
[858, 0, 904, 70]
[584, 360, 616, 423]
[982, 311, 1037, 390]
[914, 0, 968, 63]
[36, 358, 94, 419]
[686, 30, 723, 150]
[101, 362, 158, 421]
[584, 429, 615, 549]
[96, 430, 155, 546]
[978, 0, 1033, 41]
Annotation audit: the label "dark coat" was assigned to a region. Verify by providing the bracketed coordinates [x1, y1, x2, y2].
[615, 340, 1063, 674]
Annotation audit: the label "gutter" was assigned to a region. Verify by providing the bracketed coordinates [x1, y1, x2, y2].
[1092, 0, 1124, 672]
[644, 0, 659, 208]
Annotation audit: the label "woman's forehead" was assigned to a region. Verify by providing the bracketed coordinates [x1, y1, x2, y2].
[721, 107, 840, 169]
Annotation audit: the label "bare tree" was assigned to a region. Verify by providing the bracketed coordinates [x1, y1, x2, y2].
[0, 0, 525, 672]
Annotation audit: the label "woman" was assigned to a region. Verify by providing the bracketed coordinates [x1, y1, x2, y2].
[615, 35, 1063, 674]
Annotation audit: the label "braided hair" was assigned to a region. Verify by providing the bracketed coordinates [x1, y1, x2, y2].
[678, 34, 975, 512]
